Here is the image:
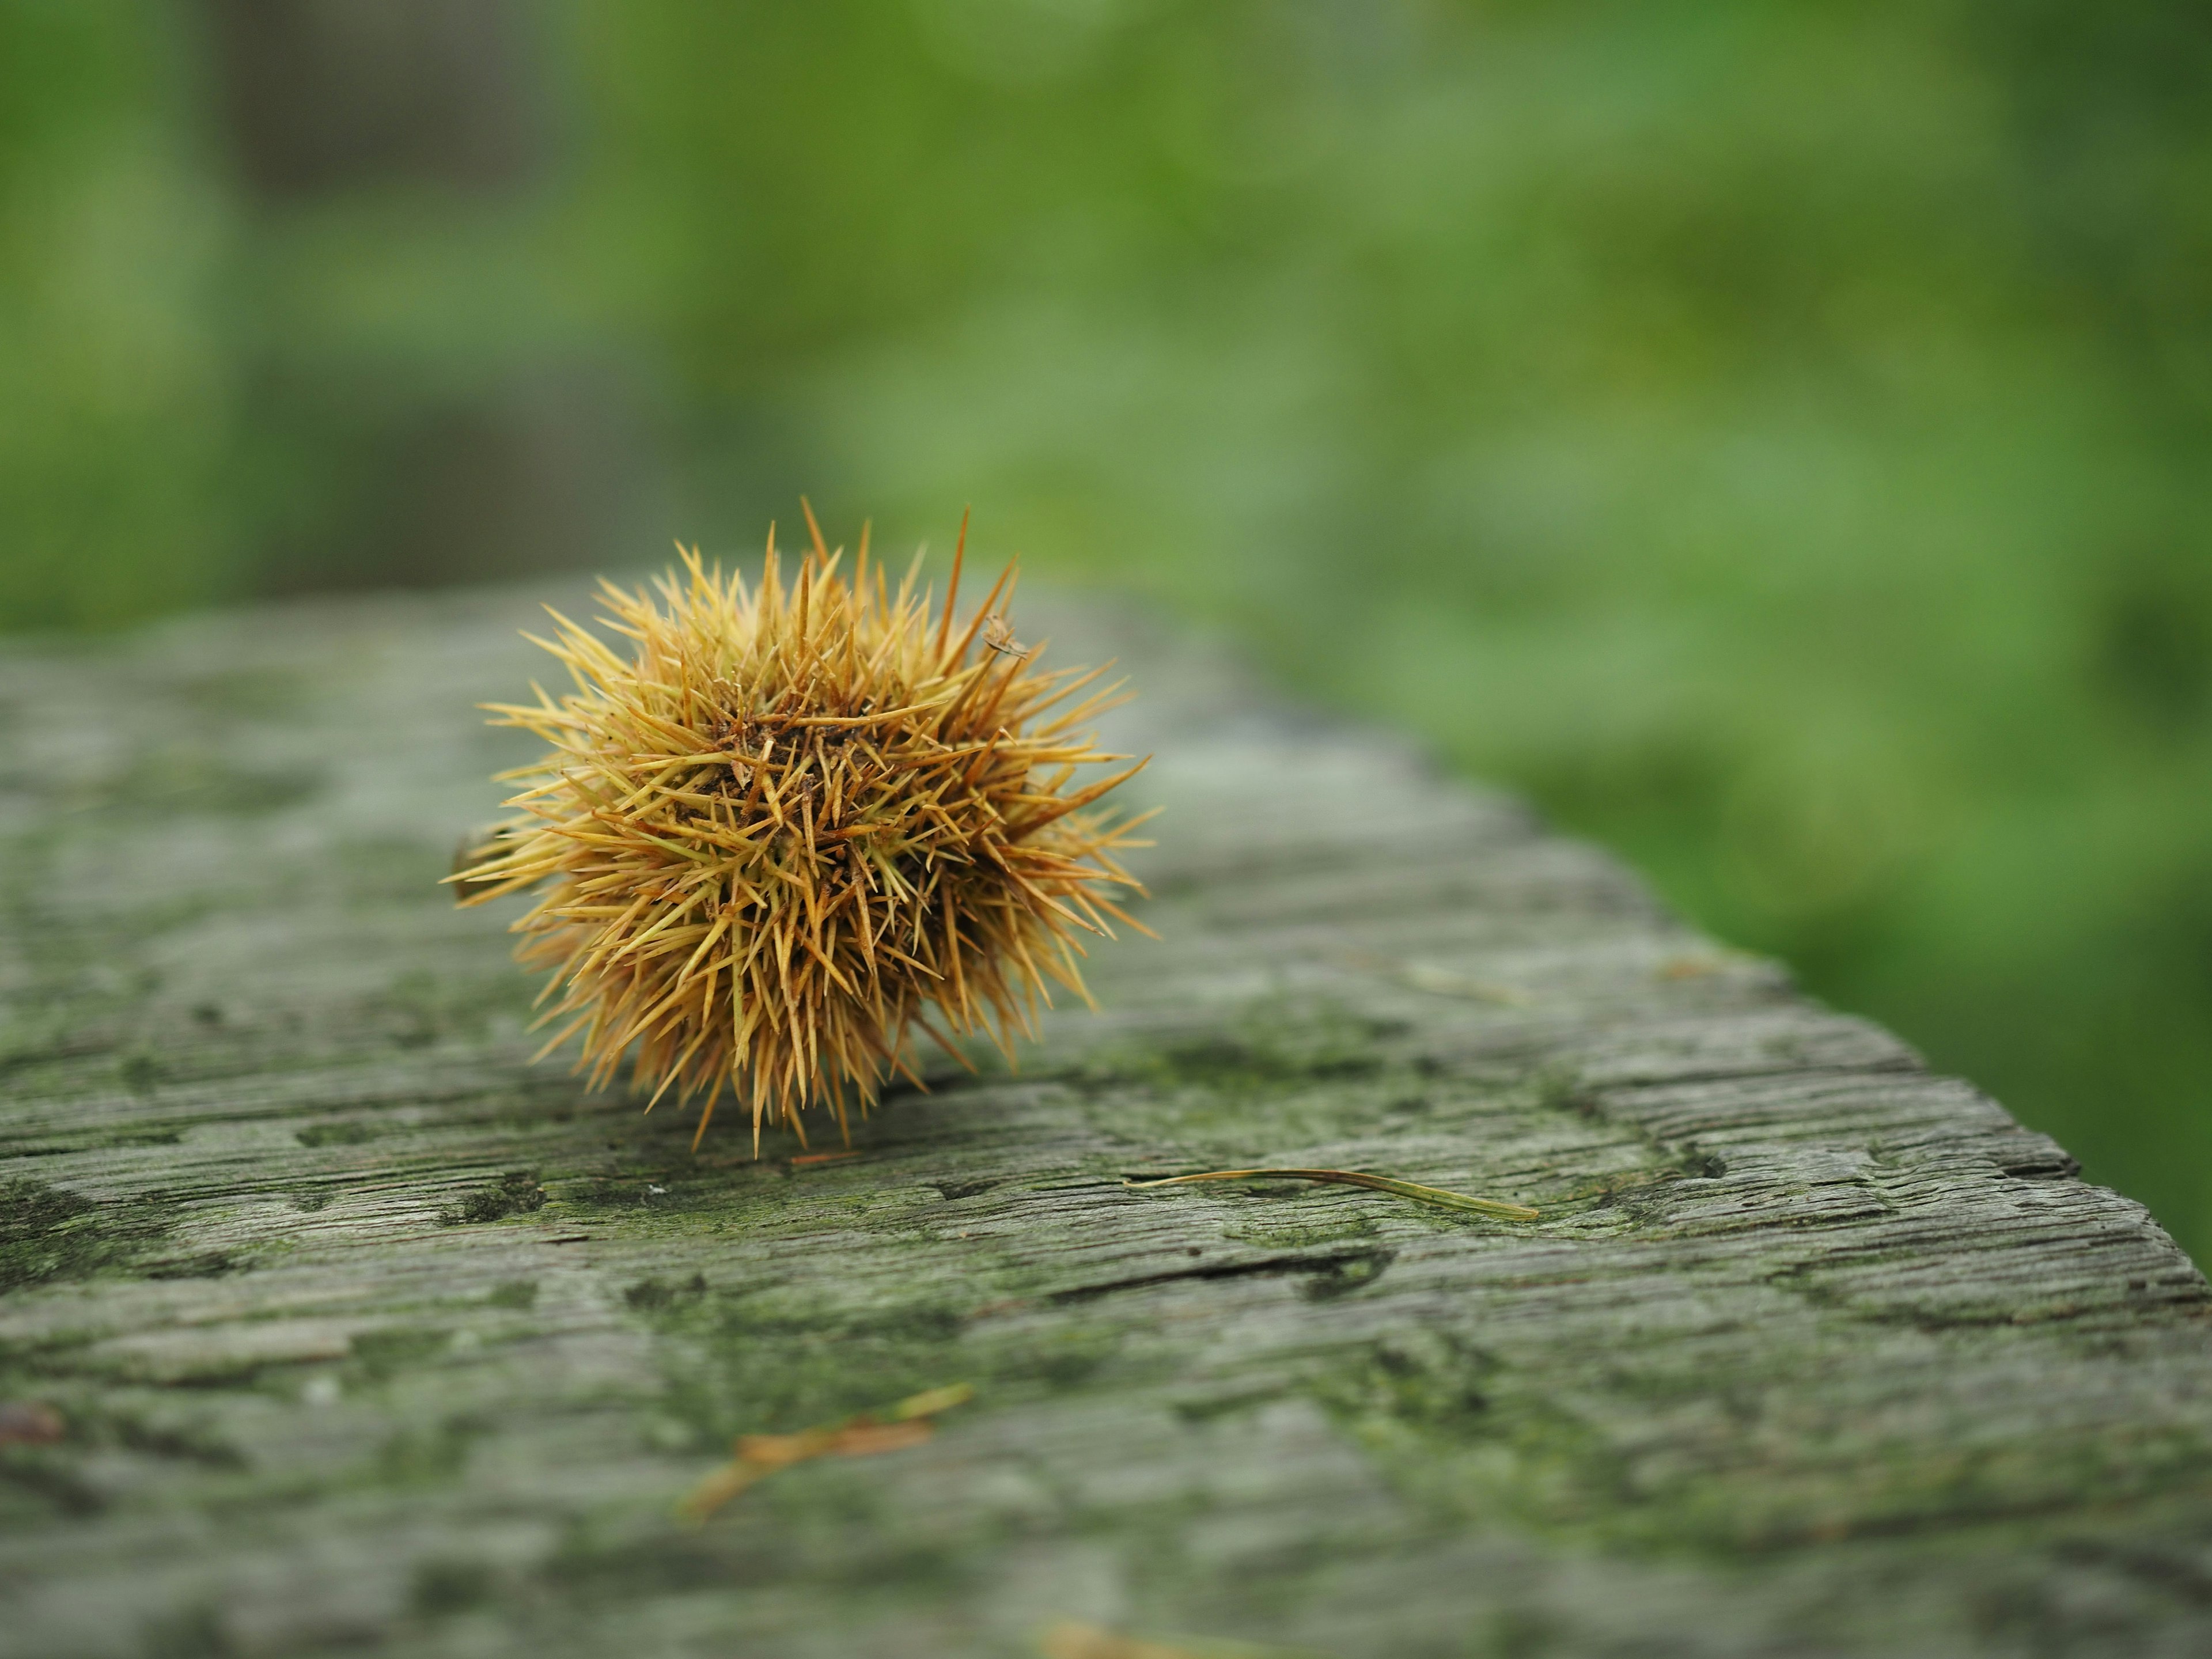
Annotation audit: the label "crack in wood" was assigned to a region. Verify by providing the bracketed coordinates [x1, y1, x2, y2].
[1048, 1246, 1399, 1305]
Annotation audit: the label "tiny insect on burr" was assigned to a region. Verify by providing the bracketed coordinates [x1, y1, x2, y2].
[980, 615, 1031, 658]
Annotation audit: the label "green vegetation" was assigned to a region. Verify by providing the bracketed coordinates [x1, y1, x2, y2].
[5, 3, 2209, 1253]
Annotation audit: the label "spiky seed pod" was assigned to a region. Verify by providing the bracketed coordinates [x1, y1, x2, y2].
[450, 514, 1155, 1150]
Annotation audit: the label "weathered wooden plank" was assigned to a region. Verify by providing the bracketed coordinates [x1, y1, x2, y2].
[2, 581, 2210, 1659]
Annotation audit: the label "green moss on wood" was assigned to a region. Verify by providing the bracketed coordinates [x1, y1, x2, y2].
[0, 1178, 174, 1292]
[441, 1172, 546, 1226]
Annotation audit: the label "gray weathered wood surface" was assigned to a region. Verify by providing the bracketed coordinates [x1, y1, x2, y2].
[3, 581, 2210, 1659]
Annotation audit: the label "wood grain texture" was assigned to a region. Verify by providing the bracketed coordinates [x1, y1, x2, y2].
[2, 582, 2209, 1659]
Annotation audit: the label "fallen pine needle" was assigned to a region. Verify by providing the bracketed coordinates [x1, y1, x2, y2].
[1123, 1168, 1537, 1221]
[1389, 961, 1534, 1006]
[790, 1150, 865, 1165]
[1037, 1618, 1325, 1659]
[677, 1382, 974, 1522]
[1339, 950, 1533, 1007]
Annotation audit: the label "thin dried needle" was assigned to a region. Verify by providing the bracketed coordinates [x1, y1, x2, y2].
[1123, 1168, 1538, 1221]
[1035, 1619, 1326, 1659]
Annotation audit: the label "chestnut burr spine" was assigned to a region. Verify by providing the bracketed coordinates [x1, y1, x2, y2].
[452, 522, 1154, 1149]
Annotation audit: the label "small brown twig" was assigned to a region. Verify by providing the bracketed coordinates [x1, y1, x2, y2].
[677, 1382, 974, 1522]
[0, 1403, 63, 1446]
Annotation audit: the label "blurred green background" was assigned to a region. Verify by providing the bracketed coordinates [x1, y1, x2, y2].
[5, 2, 2210, 1254]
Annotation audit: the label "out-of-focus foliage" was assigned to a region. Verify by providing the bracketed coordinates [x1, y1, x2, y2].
[5, 1, 2210, 1254]
[0, 2, 236, 626]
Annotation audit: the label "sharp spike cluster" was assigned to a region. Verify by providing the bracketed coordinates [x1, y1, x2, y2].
[449, 521, 1157, 1152]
